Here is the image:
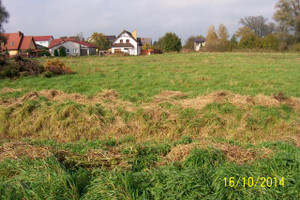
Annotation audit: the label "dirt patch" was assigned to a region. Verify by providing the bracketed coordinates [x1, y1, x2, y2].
[0, 142, 52, 161]
[0, 87, 22, 93]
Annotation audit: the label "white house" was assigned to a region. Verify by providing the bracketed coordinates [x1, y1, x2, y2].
[33, 36, 53, 48]
[111, 30, 142, 55]
[194, 38, 206, 51]
[49, 39, 97, 56]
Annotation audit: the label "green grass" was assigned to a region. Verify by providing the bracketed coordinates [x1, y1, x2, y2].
[1, 52, 300, 102]
[0, 139, 299, 200]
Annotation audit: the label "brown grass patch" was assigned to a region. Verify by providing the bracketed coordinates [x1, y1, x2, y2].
[179, 90, 300, 110]
[0, 87, 22, 93]
[159, 143, 200, 165]
[211, 143, 273, 165]
[54, 148, 125, 169]
[153, 90, 187, 103]
[161, 142, 274, 165]
[0, 142, 52, 161]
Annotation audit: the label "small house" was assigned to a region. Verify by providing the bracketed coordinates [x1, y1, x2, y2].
[49, 39, 97, 56]
[111, 30, 142, 55]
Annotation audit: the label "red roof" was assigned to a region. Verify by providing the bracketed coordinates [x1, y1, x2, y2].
[2, 32, 37, 51]
[20, 36, 37, 50]
[49, 39, 97, 49]
[33, 36, 53, 41]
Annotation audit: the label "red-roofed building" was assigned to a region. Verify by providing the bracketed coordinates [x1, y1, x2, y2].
[49, 38, 98, 56]
[1, 31, 37, 56]
[33, 35, 53, 48]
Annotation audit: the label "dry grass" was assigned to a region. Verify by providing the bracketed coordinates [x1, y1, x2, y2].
[0, 89, 299, 144]
[0, 142, 52, 161]
[160, 142, 274, 165]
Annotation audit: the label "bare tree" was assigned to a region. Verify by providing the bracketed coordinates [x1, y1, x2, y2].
[273, 0, 300, 41]
[240, 15, 275, 37]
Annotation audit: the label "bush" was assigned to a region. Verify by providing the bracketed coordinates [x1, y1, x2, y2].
[161, 32, 182, 52]
[0, 56, 44, 79]
[38, 50, 51, 57]
[44, 59, 73, 75]
[59, 47, 67, 57]
[54, 49, 59, 57]
[288, 43, 300, 51]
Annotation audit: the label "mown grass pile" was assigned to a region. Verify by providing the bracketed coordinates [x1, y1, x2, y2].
[0, 89, 299, 143]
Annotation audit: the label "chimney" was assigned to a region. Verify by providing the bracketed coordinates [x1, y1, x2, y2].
[17, 31, 23, 37]
[132, 30, 137, 40]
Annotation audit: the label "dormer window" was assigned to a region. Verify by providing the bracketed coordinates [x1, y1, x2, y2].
[120, 39, 123, 43]
[10, 42, 14, 46]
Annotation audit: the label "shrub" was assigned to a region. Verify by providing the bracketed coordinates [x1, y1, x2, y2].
[54, 49, 59, 57]
[59, 47, 67, 57]
[38, 50, 51, 57]
[0, 56, 44, 79]
[44, 59, 73, 75]
[288, 43, 300, 51]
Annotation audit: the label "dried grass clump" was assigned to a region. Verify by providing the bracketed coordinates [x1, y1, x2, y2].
[54, 149, 124, 169]
[0, 142, 52, 161]
[44, 59, 73, 75]
[0, 87, 22, 93]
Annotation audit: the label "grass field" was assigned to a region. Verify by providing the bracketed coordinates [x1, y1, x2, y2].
[0, 52, 299, 199]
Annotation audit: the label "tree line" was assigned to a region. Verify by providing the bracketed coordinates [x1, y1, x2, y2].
[159, 0, 300, 52]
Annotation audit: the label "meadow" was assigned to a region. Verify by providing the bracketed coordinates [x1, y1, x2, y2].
[0, 52, 299, 199]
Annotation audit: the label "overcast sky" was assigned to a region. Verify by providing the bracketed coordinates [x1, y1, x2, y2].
[3, 0, 278, 43]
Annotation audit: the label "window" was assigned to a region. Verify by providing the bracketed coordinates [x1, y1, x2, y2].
[120, 39, 123, 43]
[126, 39, 129, 43]
[73, 49, 77, 53]
[66, 49, 69, 53]
[10, 42, 14, 46]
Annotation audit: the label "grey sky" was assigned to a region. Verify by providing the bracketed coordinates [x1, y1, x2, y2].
[3, 0, 278, 43]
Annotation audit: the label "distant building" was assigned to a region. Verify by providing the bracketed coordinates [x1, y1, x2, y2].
[139, 38, 152, 45]
[1, 31, 37, 56]
[105, 35, 116, 44]
[49, 38, 97, 56]
[111, 30, 142, 55]
[87, 35, 116, 45]
[33, 36, 53, 48]
[194, 38, 206, 51]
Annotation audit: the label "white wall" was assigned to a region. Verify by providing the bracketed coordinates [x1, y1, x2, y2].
[50, 41, 81, 56]
[35, 38, 53, 48]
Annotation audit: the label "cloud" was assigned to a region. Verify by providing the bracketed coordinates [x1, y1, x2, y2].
[2, 0, 278, 42]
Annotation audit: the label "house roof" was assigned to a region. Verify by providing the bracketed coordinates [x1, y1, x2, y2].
[139, 38, 152, 45]
[194, 38, 206, 43]
[106, 35, 116, 42]
[49, 38, 64, 48]
[49, 38, 97, 49]
[115, 30, 141, 45]
[2, 32, 37, 51]
[74, 40, 97, 48]
[33, 36, 53, 41]
[111, 43, 134, 48]
[2, 32, 23, 50]
[19, 36, 37, 50]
